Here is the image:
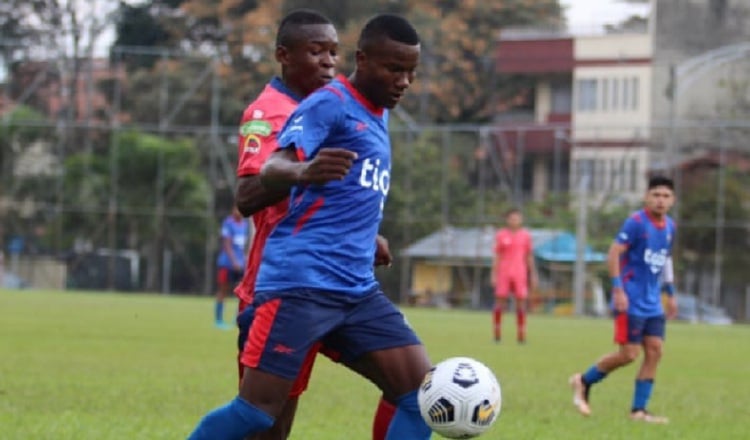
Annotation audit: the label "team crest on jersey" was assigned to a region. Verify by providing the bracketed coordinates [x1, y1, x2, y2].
[243, 134, 262, 154]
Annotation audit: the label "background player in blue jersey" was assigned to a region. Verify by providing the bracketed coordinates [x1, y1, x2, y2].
[215, 206, 249, 329]
[569, 176, 678, 424]
[188, 14, 432, 440]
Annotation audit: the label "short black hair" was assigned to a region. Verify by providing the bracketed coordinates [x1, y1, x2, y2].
[276, 9, 332, 48]
[357, 13, 420, 49]
[648, 175, 675, 191]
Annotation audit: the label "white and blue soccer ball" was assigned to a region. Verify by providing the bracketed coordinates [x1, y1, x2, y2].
[417, 357, 502, 439]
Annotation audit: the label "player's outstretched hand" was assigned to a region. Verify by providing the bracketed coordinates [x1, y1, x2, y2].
[300, 148, 357, 185]
[374, 234, 393, 267]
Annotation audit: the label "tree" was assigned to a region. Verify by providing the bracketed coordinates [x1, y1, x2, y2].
[62, 130, 210, 291]
[678, 166, 750, 305]
[402, 0, 563, 123]
[0, 105, 52, 250]
[110, 1, 173, 71]
[109, 0, 563, 127]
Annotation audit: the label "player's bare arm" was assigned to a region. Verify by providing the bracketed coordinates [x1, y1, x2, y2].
[260, 147, 357, 189]
[607, 241, 629, 312]
[235, 174, 291, 217]
[663, 256, 678, 319]
[526, 251, 538, 292]
[490, 251, 500, 287]
[224, 236, 241, 271]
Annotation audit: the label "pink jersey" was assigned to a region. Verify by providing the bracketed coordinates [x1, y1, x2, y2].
[494, 227, 532, 278]
[234, 78, 300, 306]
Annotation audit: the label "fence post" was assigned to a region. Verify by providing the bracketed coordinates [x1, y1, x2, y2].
[573, 172, 590, 316]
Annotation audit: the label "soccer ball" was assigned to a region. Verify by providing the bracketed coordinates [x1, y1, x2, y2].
[418, 357, 501, 439]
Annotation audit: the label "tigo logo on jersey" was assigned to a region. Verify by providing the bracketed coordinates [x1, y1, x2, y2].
[644, 249, 668, 274]
[359, 158, 390, 197]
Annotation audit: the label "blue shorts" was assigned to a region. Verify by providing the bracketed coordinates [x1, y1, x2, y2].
[614, 313, 666, 344]
[217, 267, 243, 286]
[240, 289, 421, 381]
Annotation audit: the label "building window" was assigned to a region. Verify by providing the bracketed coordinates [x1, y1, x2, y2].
[551, 82, 572, 114]
[631, 77, 640, 110]
[630, 158, 639, 191]
[576, 79, 598, 111]
[601, 78, 610, 111]
[594, 159, 607, 190]
[612, 158, 624, 190]
[611, 78, 620, 110]
[622, 78, 631, 110]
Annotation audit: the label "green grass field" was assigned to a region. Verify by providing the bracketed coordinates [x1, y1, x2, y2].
[1, 289, 748, 439]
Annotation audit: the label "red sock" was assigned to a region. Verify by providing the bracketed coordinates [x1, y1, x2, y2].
[372, 397, 396, 440]
[493, 305, 502, 340]
[517, 308, 526, 341]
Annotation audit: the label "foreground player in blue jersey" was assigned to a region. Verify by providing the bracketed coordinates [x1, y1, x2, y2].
[569, 176, 678, 424]
[187, 14, 432, 440]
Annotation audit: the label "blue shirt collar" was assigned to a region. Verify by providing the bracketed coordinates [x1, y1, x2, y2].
[270, 77, 302, 103]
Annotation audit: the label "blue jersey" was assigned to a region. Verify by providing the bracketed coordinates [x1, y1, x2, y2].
[615, 209, 676, 317]
[216, 216, 249, 268]
[255, 75, 390, 296]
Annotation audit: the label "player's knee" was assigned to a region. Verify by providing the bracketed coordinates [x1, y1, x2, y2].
[238, 375, 293, 419]
[620, 346, 640, 364]
[644, 343, 662, 360]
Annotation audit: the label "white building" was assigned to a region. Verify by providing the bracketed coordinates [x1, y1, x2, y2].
[494, 0, 750, 205]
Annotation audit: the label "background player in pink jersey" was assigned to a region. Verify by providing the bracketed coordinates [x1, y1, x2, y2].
[491, 208, 537, 344]
[230, 10, 395, 440]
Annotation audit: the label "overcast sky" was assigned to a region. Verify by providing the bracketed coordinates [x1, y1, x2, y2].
[561, 0, 651, 32]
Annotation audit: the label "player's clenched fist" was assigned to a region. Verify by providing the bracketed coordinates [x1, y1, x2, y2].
[374, 234, 393, 267]
[299, 148, 357, 185]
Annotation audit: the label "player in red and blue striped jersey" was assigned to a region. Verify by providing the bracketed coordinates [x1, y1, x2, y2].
[569, 176, 678, 424]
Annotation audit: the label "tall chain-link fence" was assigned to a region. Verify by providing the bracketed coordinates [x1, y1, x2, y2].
[2, 45, 748, 321]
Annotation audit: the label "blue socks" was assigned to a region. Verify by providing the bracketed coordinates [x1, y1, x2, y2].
[385, 390, 432, 440]
[632, 379, 654, 412]
[581, 365, 607, 387]
[215, 301, 224, 323]
[187, 396, 274, 440]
